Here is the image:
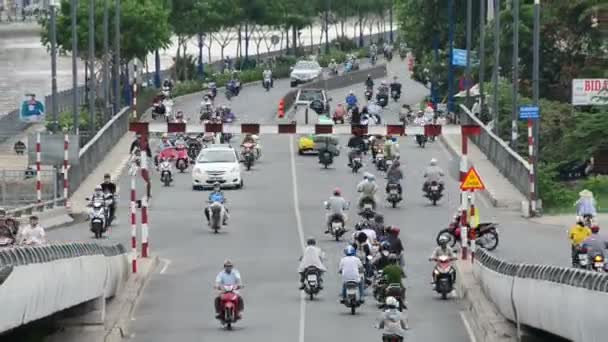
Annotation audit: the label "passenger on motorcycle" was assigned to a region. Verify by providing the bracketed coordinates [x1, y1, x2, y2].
[413, 111, 428, 126]
[173, 111, 186, 123]
[357, 173, 378, 210]
[423, 158, 445, 192]
[162, 79, 173, 91]
[214, 260, 244, 319]
[354, 219, 377, 245]
[333, 103, 347, 121]
[575, 189, 597, 224]
[298, 237, 327, 289]
[569, 219, 592, 263]
[350, 105, 361, 125]
[346, 90, 358, 111]
[581, 225, 608, 260]
[325, 188, 349, 233]
[430, 236, 457, 285]
[339, 246, 365, 303]
[372, 213, 387, 240]
[371, 135, 386, 160]
[347, 132, 366, 166]
[205, 183, 229, 226]
[389, 76, 402, 97]
[386, 160, 403, 195]
[376, 296, 409, 340]
[101, 174, 117, 219]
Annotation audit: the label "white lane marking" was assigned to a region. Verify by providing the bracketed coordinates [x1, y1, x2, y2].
[288, 135, 306, 342]
[460, 311, 478, 342]
[159, 258, 172, 274]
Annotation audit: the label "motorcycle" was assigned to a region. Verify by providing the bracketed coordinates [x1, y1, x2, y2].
[263, 77, 272, 91]
[365, 88, 373, 101]
[432, 255, 456, 299]
[591, 254, 605, 272]
[391, 89, 400, 102]
[318, 150, 334, 169]
[382, 334, 403, 342]
[574, 246, 589, 269]
[88, 200, 106, 239]
[375, 153, 388, 172]
[175, 144, 189, 172]
[370, 54, 377, 65]
[333, 108, 347, 124]
[241, 142, 255, 171]
[303, 266, 322, 300]
[386, 183, 402, 208]
[436, 222, 500, 251]
[217, 284, 242, 329]
[344, 60, 354, 73]
[324, 201, 348, 241]
[351, 152, 363, 173]
[161, 85, 171, 98]
[376, 94, 388, 108]
[343, 281, 362, 314]
[425, 181, 443, 205]
[208, 201, 225, 234]
[209, 82, 217, 99]
[415, 134, 427, 148]
[159, 160, 173, 187]
[359, 198, 376, 219]
[373, 270, 388, 303]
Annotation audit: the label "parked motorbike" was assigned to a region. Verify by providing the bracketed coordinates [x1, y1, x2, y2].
[424, 181, 443, 205]
[343, 281, 362, 314]
[242, 142, 255, 171]
[432, 255, 456, 299]
[386, 183, 402, 208]
[303, 266, 322, 300]
[159, 160, 173, 187]
[217, 284, 242, 329]
[436, 222, 500, 251]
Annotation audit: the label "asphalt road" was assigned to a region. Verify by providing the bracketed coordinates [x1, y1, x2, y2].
[46, 58, 568, 341]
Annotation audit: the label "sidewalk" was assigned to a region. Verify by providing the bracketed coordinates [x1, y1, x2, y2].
[531, 213, 607, 227]
[440, 126, 527, 211]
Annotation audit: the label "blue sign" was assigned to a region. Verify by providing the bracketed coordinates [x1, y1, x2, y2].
[452, 49, 467, 67]
[20, 99, 45, 122]
[519, 105, 540, 119]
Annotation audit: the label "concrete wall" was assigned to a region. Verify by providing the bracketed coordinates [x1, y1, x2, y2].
[0, 242, 129, 333]
[459, 105, 530, 197]
[473, 248, 608, 342]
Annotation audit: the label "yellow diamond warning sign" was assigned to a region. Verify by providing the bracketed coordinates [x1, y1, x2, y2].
[460, 167, 485, 191]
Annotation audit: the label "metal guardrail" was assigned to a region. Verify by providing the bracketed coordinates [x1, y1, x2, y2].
[5, 197, 66, 217]
[475, 248, 608, 292]
[0, 242, 126, 267]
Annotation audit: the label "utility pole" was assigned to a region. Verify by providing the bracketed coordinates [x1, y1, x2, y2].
[389, 1, 394, 43]
[113, 0, 121, 113]
[88, 0, 96, 135]
[465, 0, 472, 108]
[447, 0, 455, 114]
[531, 0, 541, 215]
[492, 0, 500, 135]
[511, 0, 519, 148]
[103, 0, 110, 119]
[71, 0, 78, 134]
[50, 0, 58, 133]
[479, 0, 486, 121]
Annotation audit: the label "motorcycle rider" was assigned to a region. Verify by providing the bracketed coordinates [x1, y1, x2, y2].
[346, 90, 358, 111]
[370, 43, 378, 60]
[390, 76, 402, 98]
[90, 185, 105, 205]
[569, 219, 592, 265]
[386, 226, 405, 266]
[17, 215, 46, 245]
[430, 235, 457, 286]
[214, 260, 244, 319]
[423, 158, 445, 192]
[355, 218, 377, 245]
[339, 245, 365, 304]
[357, 173, 378, 211]
[372, 241, 393, 270]
[347, 132, 366, 166]
[0, 208, 18, 245]
[386, 159, 403, 196]
[100, 173, 117, 220]
[158, 133, 173, 151]
[205, 183, 229, 226]
[263, 68, 273, 88]
[382, 254, 407, 311]
[575, 189, 597, 224]
[351, 105, 361, 125]
[328, 59, 338, 74]
[173, 111, 186, 123]
[383, 136, 399, 161]
[581, 225, 608, 261]
[325, 188, 349, 233]
[298, 237, 327, 290]
[129, 133, 152, 157]
[162, 79, 173, 91]
[371, 135, 386, 161]
[365, 75, 374, 90]
[376, 296, 409, 340]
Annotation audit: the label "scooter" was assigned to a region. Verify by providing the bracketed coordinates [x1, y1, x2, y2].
[159, 161, 173, 187]
[386, 183, 402, 208]
[425, 181, 443, 205]
[591, 254, 605, 272]
[318, 150, 334, 169]
[391, 89, 400, 102]
[263, 77, 272, 91]
[217, 285, 242, 330]
[88, 200, 106, 239]
[175, 145, 189, 173]
[242, 143, 255, 171]
[303, 266, 322, 300]
[343, 281, 362, 314]
[324, 202, 349, 241]
[432, 255, 456, 299]
[351, 153, 363, 173]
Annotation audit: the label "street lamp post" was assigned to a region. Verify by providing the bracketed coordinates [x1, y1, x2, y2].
[88, 0, 96, 135]
[389, 1, 394, 43]
[447, 0, 455, 114]
[50, 0, 58, 133]
[465, 0, 472, 108]
[113, 0, 121, 113]
[511, 0, 519, 148]
[103, 0, 110, 119]
[197, 33, 204, 79]
[479, 0, 486, 119]
[492, 0, 500, 134]
[531, 0, 541, 214]
[71, 0, 78, 134]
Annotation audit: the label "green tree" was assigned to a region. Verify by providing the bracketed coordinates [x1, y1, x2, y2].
[40, 0, 171, 62]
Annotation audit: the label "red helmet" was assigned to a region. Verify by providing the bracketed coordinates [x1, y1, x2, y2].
[390, 226, 400, 235]
[333, 188, 341, 196]
[591, 225, 600, 234]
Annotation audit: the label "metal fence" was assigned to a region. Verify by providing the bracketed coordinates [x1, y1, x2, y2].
[0, 242, 127, 268]
[0, 168, 58, 208]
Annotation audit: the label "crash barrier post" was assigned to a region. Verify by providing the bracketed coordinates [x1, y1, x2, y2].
[141, 195, 149, 258]
[36, 132, 41, 203]
[278, 98, 285, 118]
[469, 192, 477, 262]
[130, 171, 137, 274]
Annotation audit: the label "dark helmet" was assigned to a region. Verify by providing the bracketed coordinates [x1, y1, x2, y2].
[307, 237, 316, 246]
[356, 231, 368, 244]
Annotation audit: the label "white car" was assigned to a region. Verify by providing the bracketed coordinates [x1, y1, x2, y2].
[192, 145, 243, 190]
[295, 88, 331, 114]
[290, 61, 322, 87]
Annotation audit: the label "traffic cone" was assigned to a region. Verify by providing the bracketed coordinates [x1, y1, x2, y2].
[278, 98, 285, 118]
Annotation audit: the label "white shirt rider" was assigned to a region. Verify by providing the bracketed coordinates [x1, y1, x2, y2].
[339, 255, 363, 282]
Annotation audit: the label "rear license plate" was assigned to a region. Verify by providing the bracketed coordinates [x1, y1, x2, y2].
[307, 274, 317, 281]
[346, 288, 357, 295]
[390, 189, 398, 194]
[595, 262, 604, 268]
[431, 185, 439, 191]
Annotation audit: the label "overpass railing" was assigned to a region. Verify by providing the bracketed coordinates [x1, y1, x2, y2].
[473, 248, 608, 342]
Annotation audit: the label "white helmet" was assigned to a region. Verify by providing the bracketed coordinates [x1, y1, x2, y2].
[438, 235, 450, 246]
[385, 296, 398, 308]
[349, 90, 354, 95]
[430, 158, 438, 166]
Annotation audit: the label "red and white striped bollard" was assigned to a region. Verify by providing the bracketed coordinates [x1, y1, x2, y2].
[132, 64, 138, 119]
[36, 132, 42, 203]
[130, 174, 137, 273]
[141, 195, 149, 258]
[63, 134, 69, 200]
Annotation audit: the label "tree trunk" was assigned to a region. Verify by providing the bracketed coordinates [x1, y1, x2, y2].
[292, 26, 298, 56]
[319, 25, 324, 45]
[207, 34, 213, 64]
[244, 22, 250, 62]
[279, 30, 284, 51]
[285, 28, 290, 53]
[340, 20, 345, 38]
[309, 25, 314, 53]
[237, 26, 242, 60]
[358, 16, 364, 47]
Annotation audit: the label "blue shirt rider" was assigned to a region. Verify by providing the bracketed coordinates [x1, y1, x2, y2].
[346, 91, 358, 110]
[575, 189, 597, 218]
[208, 182, 225, 204]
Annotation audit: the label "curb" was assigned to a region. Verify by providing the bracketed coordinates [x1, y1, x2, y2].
[105, 256, 159, 342]
[439, 134, 501, 208]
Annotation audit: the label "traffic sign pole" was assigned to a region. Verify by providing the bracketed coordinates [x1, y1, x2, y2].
[528, 119, 537, 215]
